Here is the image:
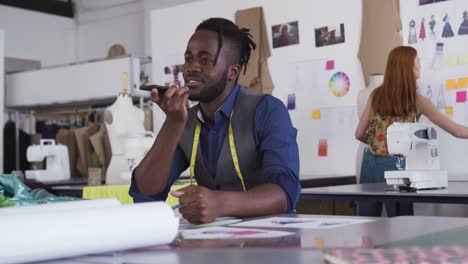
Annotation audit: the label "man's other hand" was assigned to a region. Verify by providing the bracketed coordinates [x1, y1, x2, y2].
[170, 185, 223, 224]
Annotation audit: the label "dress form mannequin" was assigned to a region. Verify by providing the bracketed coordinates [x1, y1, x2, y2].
[357, 74, 384, 117]
[356, 74, 384, 181]
[104, 76, 145, 185]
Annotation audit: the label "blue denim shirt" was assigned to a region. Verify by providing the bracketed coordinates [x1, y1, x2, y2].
[130, 85, 301, 212]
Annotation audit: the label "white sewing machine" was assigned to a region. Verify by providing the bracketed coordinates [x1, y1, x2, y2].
[384, 122, 448, 190]
[25, 139, 71, 182]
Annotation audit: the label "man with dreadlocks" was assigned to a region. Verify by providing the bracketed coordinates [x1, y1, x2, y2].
[130, 17, 300, 224]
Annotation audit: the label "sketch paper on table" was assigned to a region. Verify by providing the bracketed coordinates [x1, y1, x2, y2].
[232, 216, 374, 229]
[180, 226, 294, 239]
[179, 217, 242, 230]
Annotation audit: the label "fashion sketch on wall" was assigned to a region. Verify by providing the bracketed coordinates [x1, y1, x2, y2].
[408, 19, 418, 44]
[429, 15, 437, 39]
[271, 21, 300, 48]
[442, 13, 454, 38]
[314, 23, 345, 47]
[419, 17, 426, 41]
[458, 10, 468, 35]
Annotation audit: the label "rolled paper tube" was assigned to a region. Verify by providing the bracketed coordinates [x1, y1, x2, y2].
[0, 202, 179, 263]
[0, 198, 121, 216]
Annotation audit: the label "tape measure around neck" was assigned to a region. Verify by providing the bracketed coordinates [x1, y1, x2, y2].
[189, 111, 246, 191]
[190, 121, 201, 185]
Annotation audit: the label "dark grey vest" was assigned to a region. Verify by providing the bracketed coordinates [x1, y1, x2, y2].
[179, 88, 264, 191]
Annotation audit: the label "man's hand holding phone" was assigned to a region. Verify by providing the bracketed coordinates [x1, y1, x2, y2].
[140, 84, 189, 124]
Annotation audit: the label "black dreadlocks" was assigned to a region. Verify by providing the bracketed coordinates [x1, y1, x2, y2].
[195, 17, 257, 75]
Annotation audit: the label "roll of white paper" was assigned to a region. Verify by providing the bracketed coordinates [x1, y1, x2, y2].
[0, 202, 179, 263]
[0, 198, 121, 216]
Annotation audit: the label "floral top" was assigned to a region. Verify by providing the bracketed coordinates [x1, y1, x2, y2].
[366, 111, 417, 156]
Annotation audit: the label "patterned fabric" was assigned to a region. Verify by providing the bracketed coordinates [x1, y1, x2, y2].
[366, 111, 416, 156]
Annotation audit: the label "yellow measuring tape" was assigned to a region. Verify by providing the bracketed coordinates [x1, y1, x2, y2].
[190, 121, 201, 185]
[189, 111, 246, 191]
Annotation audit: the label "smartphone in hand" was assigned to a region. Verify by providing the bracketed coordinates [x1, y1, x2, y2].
[140, 84, 169, 95]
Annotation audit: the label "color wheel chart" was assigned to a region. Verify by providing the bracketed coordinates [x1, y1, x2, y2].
[329, 72, 350, 97]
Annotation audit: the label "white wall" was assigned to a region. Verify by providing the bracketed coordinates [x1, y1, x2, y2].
[70, 0, 200, 63]
[150, 0, 364, 178]
[0, 5, 75, 67]
[0, 29, 4, 173]
[0, 1, 198, 68]
[143, 0, 199, 56]
[75, 1, 145, 61]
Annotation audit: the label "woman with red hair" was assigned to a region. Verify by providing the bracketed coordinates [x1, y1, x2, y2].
[355, 46, 468, 217]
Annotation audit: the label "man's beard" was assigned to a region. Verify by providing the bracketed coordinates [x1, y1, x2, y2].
[188, 72, 228, 102]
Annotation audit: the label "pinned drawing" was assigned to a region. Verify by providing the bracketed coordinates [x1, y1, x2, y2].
[329, 72, 350, 97]
[431, 42, 444, 70]
[409, 19, 418, 44]
[458, 11, 468, 35]
[434, 84, 446, 110]
[272, 21, 300, 48]
[315, 24, 345, 47]
[429, 15, 437, 39]
[420, 17, 426, 41]
[442, 13, 455, 38]
[287, 94, 296, 110]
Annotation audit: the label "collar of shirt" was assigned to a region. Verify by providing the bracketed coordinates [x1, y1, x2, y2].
[196, 85, 240, 126]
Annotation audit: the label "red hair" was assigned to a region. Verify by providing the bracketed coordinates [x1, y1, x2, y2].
[372, 46, 418, 116]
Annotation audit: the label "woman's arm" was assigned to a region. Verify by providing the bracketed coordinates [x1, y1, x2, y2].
[355, 93, 373, 143]
[417, 94, 468, 138]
